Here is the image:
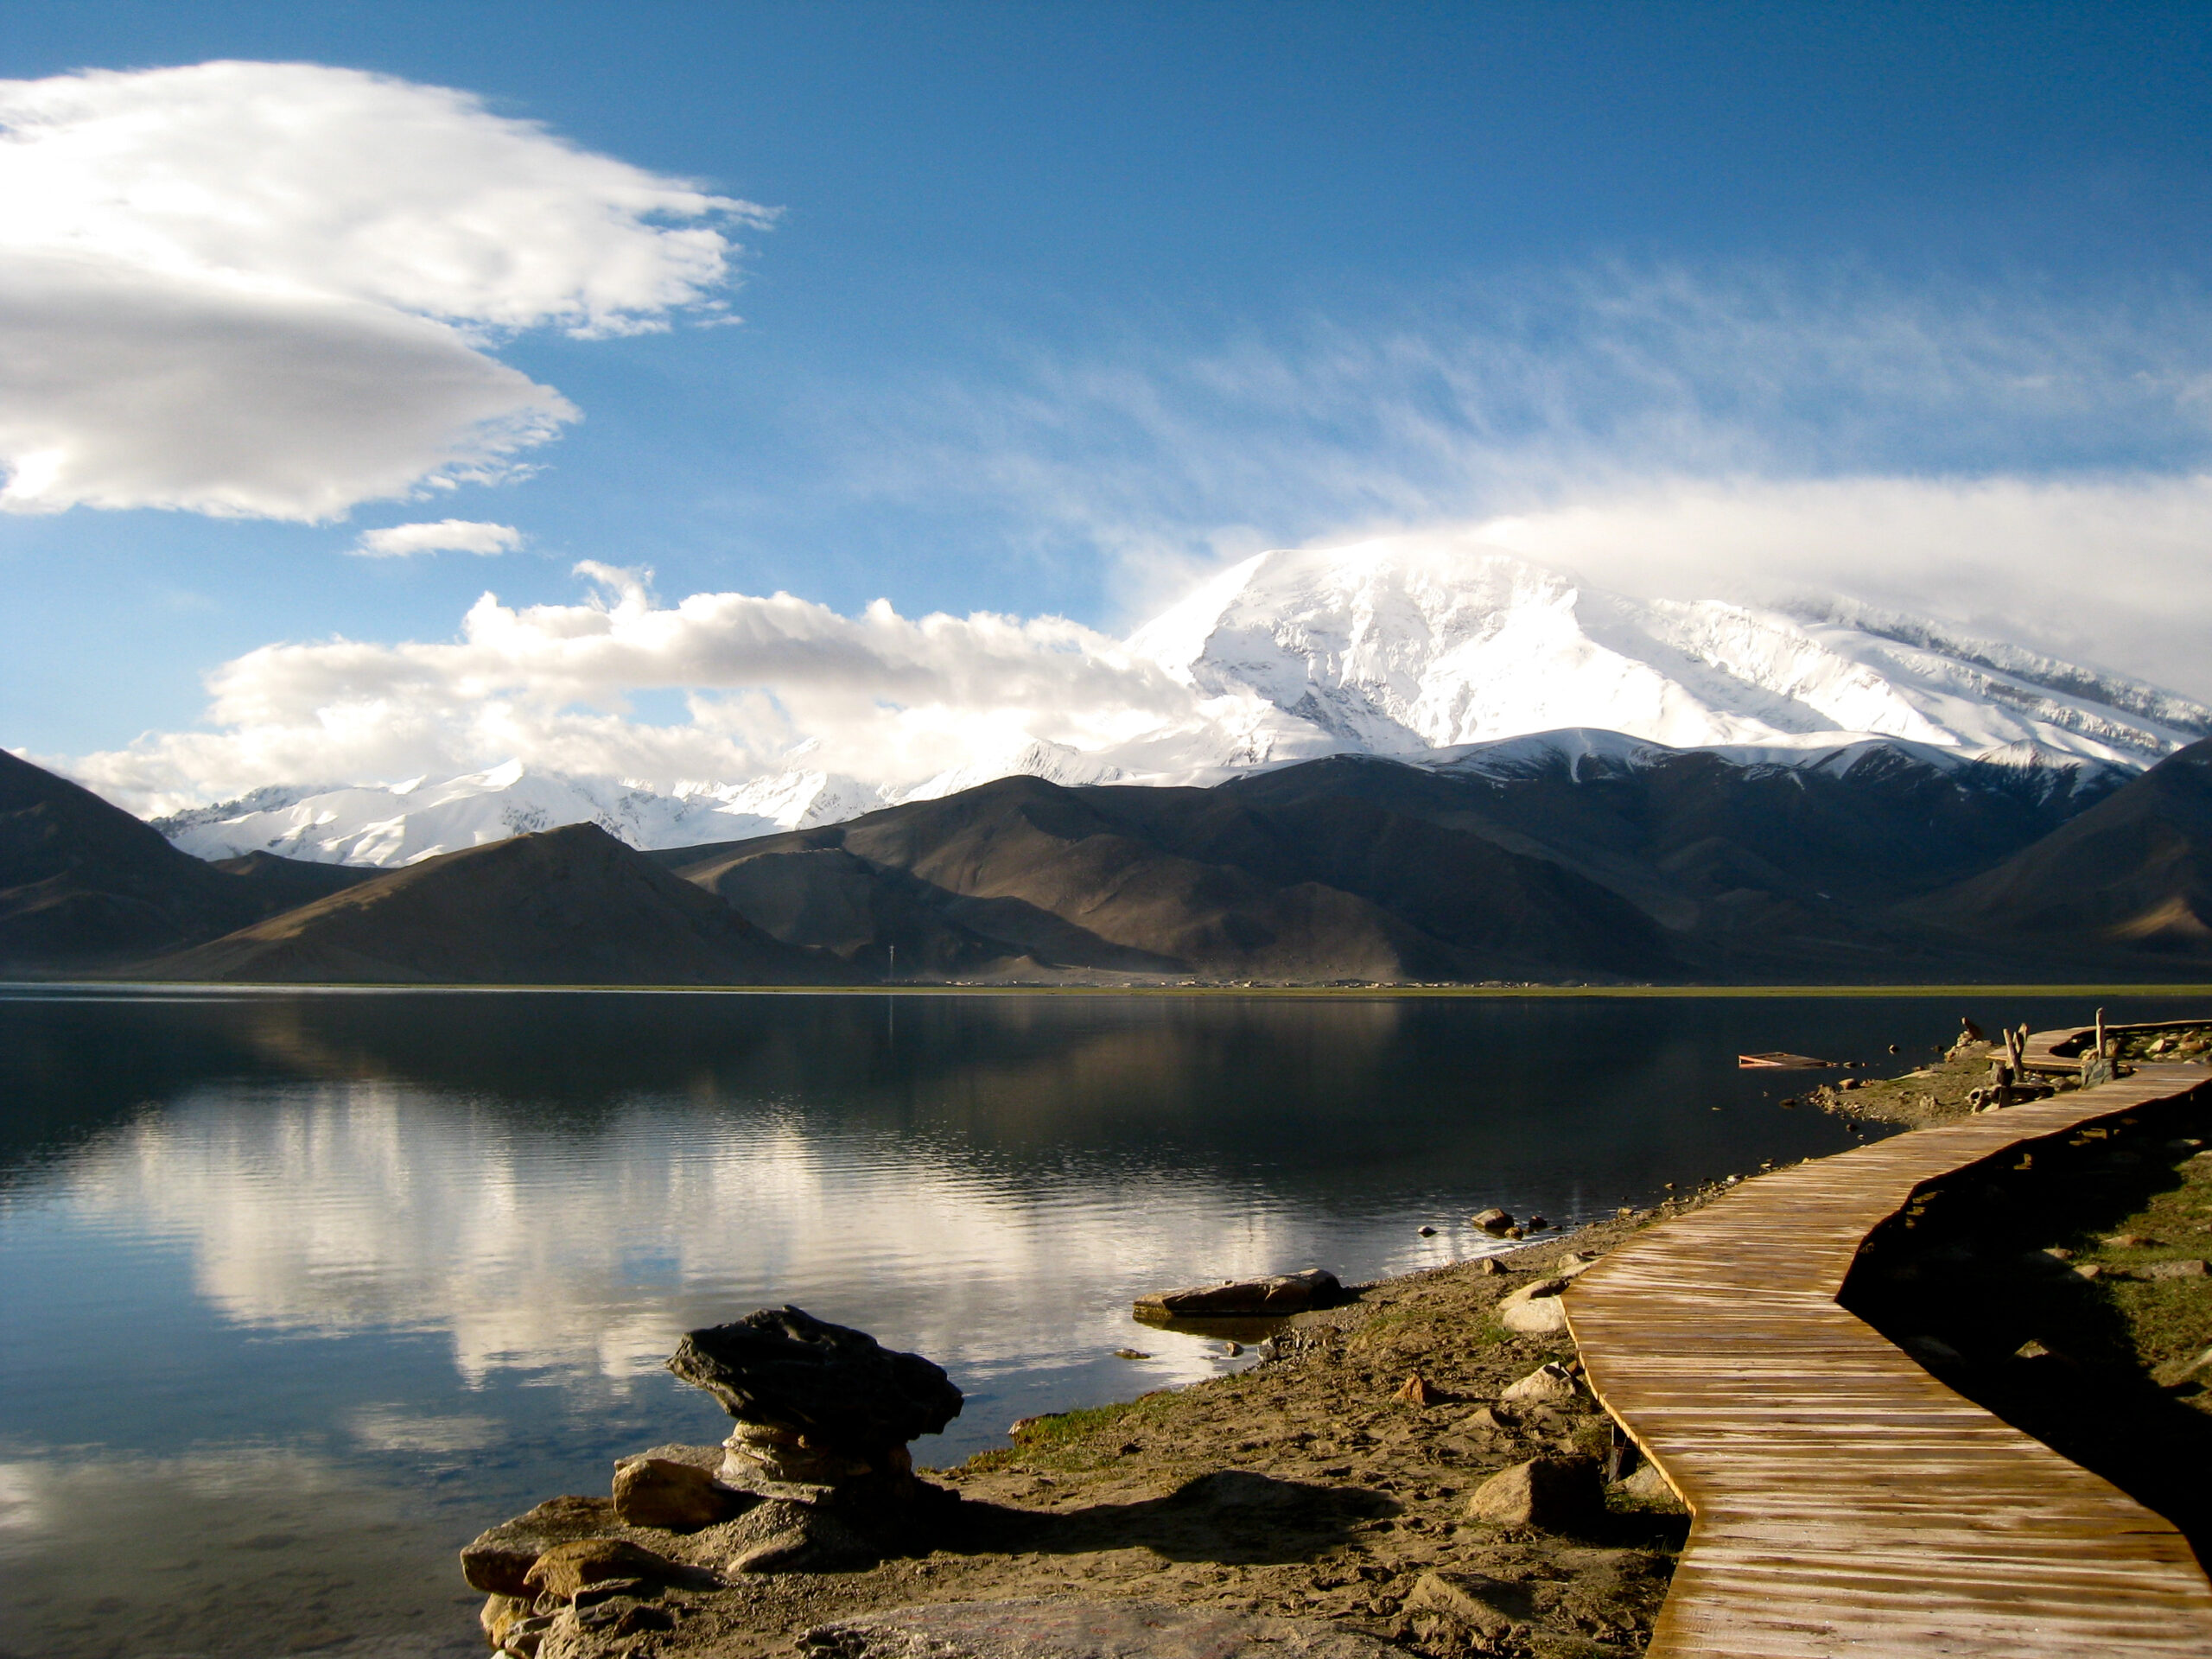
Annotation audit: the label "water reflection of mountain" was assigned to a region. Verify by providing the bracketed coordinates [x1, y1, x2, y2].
[5, 988, 1991, 1200]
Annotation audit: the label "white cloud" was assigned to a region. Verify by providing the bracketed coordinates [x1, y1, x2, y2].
[0, 60, 772, 518]
[63, 563, 1247, 815]
[351, 519, 523, 558]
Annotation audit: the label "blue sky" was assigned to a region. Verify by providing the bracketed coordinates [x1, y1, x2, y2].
[6, 2, 2212, 804]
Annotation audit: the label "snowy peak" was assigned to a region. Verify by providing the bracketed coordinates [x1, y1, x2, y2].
[1128, 541, 2209, 765]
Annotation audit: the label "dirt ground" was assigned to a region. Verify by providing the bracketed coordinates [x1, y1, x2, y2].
[474, 1203, 1741, 1659]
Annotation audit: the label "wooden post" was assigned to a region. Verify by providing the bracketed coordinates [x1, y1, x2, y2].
[2096, 1007, 2107, 1060]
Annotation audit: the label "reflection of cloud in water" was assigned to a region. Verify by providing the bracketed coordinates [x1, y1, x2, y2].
[50, 1082, 1311, 1393]
[343, 1404, 504, 1456]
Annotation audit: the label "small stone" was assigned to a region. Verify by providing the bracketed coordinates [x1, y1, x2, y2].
[1471, 1207, 1516, 1235]
[2148, 1259, 2210, 1280]
[1392, 1373, 1436, 1406]
[1497, 1277, 1572, 1336]
[2074, 1263, 2105, 1281]
[612, 1456, 745, 1531]
[2012, 1339, 2052, 1360]
[1901, 1335, 1965, 1369]
[1418, 1225, 1438, 1236]
[1526, 1215, 1549, 1230]
[480, 1592, 534, 1648]
[2043, 1247, 2075, 1261]
[1224, 1341, 1243, 1357]
[2169, 1138, 2205, 1151]
[523, 1538, 677, 1601]
[1478, 1257, 1508, 1276]
[1404, 1569, 1532, 1637]
[1503, 1224, 1524, 1239]
[1460, 1404, 1516, 1432]
[1499, 1362, 1577, 1404]
[1463, 1455, 1603, 1531]
[1113, 1348, 1151, 1360]
[2102, 1234, 2149, 1249]
[1613, 1460, 1682, 1510]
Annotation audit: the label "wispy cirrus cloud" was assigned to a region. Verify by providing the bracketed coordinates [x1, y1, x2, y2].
[830, 264, 2212, 694]
[0, 60, 774, 520]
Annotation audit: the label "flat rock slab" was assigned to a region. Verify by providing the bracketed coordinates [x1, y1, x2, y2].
[1132, 1268, 1344, 1319]
[804, 1599, 1402, 1659]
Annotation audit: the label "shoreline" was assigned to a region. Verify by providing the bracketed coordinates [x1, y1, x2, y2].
[13, 977, 2212, 999]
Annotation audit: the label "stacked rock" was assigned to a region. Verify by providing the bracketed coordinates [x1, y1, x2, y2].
[666, 1306, 963, 1527]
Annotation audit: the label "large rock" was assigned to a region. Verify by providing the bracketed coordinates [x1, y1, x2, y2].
[1497, 1276, 1572, 1335]
[667, 1306, 962, 1451]
[1464, 1455, 1604, 1531]
[612, 1455, 747, 1530]
[803, 1599, 1405, 1659]
[461, 1495, 620, 1596]
[1499, 1362, 1578, 1404]
[2148, 1258, 2210, 1280]
[1132, 1268, 1344, 1319]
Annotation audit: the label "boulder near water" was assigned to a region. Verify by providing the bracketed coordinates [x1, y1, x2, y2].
[665, 1306, 963, 1573]
[1131, 1268, 1345, 1319]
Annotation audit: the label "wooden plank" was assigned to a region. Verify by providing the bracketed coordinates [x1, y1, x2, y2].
[1565, 1053, 2212, 1657]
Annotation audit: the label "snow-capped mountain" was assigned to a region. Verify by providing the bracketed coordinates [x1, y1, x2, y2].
[1131, 542, 2209, 763]
[153, 543, 2211, 868]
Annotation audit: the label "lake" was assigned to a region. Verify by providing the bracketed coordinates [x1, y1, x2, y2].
[2, 985, 2200, 1656]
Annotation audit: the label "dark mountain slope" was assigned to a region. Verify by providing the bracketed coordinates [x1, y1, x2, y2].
[1214, 745, 2122, 976]
[657, 772, 1675, 982]
[1913, 739, 2212, 959]
[150, 822, 854, 984]
[0, 749, 371, 970]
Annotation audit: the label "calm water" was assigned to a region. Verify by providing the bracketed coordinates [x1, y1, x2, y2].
[2, 986, 2201, 1656]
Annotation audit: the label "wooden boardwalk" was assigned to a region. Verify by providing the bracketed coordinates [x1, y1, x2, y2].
[1564, 1054, 2212, 1656]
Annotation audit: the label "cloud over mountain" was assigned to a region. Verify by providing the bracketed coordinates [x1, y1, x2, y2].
[0, 60, 772, 518]
[49, 543, 2211, 837]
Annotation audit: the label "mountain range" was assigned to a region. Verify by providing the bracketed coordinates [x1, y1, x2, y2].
[10, 545, 2211, 985]
[149, 545, 2207, 869]
[9, 729, 2210, 985]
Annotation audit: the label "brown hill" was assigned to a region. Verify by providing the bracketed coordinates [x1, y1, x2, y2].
[0, 748, 368, 970]
[1913, 738, 2212, 960]
[151, 822, 854, 984]
[657, 772, 1675, 982]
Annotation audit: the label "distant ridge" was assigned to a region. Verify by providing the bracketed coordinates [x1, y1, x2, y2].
[0, 747, 365, 970]
[150, 822, 855, 985]
[1914, 738, 2212, 958]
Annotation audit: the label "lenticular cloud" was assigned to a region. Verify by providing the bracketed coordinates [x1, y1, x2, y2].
[0, 60, 773, 518]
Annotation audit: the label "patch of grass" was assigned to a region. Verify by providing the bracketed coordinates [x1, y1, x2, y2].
[958, 1395, 1177, 1475]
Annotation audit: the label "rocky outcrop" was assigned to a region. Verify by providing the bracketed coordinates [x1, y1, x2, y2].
[463, 1315, 968, 1655]
[667, 1306, 962, 1496]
